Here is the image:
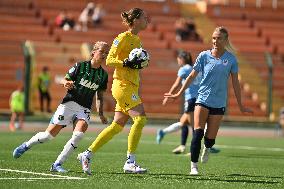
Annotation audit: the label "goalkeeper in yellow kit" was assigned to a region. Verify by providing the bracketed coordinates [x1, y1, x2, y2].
[78, 8, 149, 174]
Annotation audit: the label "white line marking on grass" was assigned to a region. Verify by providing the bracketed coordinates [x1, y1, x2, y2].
[0, 168, 87, 180]
[111, 139, 284, 152]
[215, 145, 284, 152]
[0, 177, 85, 180]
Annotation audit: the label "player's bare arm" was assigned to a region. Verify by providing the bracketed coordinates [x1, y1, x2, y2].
[96, 90, 108, 124]
[164, 70, 198, 99]
[163, 77, 182, 105]
[231, 72, 253, 114]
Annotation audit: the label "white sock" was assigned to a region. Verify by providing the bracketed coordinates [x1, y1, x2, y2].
[163, 122, 182, 134]
[55, 131, 84, 165]
[84, 149, 93, 159]
[191, 161, 198, 168]
[126, 152, 135, 163]
[26, 131, 53, 148]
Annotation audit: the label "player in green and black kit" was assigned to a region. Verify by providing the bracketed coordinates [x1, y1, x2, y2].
[12, 41, 110, 173]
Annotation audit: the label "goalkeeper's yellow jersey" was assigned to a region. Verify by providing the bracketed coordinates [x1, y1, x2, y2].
[106, 31, 142, 86]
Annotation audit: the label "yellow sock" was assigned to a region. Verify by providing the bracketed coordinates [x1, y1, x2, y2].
[88, 122, 123, 153]
[128, 116, 147, 153]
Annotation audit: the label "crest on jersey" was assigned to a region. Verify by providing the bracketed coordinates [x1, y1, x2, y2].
[206, 60, 212, 64]
[113, 39, 119, 47]
[58, 115, 64, 121]
[132, 93, 138, 101]
[222, 59, 229, 66]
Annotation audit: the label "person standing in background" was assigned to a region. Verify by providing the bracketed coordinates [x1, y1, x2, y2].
[9, 85, 25, 131]
[38, 66, 51, 113]
[158, 50, 199, 154]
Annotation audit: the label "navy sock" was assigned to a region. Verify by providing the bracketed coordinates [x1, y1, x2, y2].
[181, 125, 189, 146]
[204, 137, 215, 148]
[190, 129, 204, 162]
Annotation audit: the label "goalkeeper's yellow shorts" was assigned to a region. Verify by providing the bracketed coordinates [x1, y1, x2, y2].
[112, 79, 142, 114]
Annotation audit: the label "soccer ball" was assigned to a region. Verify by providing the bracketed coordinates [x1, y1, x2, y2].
[128, 48, 150, 63]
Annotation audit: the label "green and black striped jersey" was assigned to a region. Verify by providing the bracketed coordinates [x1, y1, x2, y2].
[62, 61, 108, 109]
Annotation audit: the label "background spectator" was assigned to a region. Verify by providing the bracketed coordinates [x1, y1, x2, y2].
[92, 3, 105, 26]
[9, 85, 25, 132]
[186, 18, 202, 41]
[175, 18, 202, 42]
[38, 66, 51, 113]
[55, 10, 66, 28]
[78, 2, 95, 31]
[62, 12, 75, 31]
[276, 107, 284, 136]
[55, 10, 75, 31]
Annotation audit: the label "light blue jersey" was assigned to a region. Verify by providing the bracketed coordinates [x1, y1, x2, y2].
[178, 64, 202, 100]
[193, 50, 238, 108]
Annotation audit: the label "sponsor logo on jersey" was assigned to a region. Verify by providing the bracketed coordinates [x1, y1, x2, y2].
[113, 39, 119, 47]
[222, 59, 229, 66]
[132, 94, 138, 101]
[79, 78, 99, 90]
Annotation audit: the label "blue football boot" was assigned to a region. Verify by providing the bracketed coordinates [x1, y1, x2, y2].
[13, 142, 29, 158]
[156, 129, 165, 144]
[50, 163, 67, 173]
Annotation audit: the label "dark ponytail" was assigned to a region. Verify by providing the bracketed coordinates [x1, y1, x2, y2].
[177, 50, 193, 66]
[121, 8, 144, 26]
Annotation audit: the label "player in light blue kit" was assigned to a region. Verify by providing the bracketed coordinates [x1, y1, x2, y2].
[158, 50, 200, 153]
[159, 50, 220, 155]
[165, 27, 253, 175]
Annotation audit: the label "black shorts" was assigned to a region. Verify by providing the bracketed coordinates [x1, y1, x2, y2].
[195, 103, 225, 115]
[184, 98, 196, 113]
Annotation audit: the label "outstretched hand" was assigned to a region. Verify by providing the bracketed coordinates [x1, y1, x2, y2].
[162, 94, 176, 105]
[162, 97, 168, 106]
[164, 92, 181, 99]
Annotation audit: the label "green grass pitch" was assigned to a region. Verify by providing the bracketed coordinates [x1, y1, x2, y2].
[0, 130, 283, 189]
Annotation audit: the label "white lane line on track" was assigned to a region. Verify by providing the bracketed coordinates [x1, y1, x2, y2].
[0, 168, 87, 180]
